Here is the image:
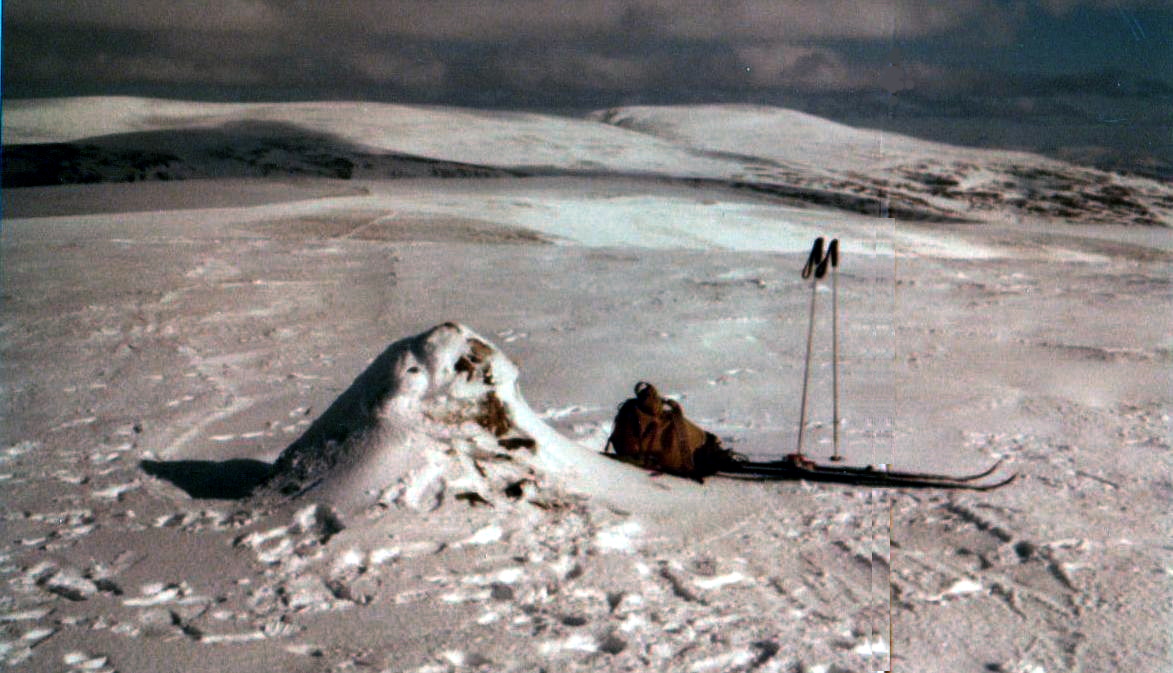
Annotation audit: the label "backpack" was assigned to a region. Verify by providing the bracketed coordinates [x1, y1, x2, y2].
[605, 382, 739, 481]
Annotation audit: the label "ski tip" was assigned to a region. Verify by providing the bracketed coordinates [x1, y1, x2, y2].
[947, 471, 1017, 491]
[976, 472, 1018, 491]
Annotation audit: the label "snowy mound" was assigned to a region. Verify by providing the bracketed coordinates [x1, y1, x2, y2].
[253, 322, 716, 518]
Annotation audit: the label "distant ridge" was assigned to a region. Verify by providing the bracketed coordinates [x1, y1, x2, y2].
[4, 98, 1169, 226]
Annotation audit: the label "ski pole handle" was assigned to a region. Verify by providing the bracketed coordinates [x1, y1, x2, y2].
[802, 237, 839, 279]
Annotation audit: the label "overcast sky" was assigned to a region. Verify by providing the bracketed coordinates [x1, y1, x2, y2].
[3, 1, 1170, 170]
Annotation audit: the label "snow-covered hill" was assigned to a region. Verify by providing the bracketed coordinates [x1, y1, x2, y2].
[5, 97, 1170, 226]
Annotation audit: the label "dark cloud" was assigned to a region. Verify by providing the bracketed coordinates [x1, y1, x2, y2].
[4, 1, 284, 33]
[4, 1, 1003, 42]
[6, 0, 1163, 104]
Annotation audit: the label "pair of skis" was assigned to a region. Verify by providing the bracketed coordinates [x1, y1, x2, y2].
[722, 237, 1015, 491]
[723, 453, 1016, 491]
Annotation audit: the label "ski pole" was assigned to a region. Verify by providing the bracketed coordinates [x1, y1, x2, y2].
[797, 237, 841, 461]
[828, 239, 842, 462]
[796, 237, 825, 458]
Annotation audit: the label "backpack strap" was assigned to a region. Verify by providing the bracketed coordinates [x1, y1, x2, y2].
[662, 399, 693, 472]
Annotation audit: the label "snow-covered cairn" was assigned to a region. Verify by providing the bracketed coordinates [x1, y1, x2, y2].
[253, 321, 717, 523]
[255, 323, 598, 512]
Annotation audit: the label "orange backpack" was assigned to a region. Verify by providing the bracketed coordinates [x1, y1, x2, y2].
[605, 382, 738, 481]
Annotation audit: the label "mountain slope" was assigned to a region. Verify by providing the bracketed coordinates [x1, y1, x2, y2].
[4, 97, 1171, 226]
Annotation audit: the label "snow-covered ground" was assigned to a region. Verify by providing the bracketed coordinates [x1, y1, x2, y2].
[1, 98, 1170, 672]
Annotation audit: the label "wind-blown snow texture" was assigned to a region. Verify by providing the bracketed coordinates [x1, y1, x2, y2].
[1, 98, 1170, 673]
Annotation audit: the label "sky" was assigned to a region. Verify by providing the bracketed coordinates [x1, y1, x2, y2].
[3, 1, 1171, 174]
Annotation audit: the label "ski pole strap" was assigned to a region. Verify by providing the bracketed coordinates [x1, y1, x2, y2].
[801, 237, 839, 279]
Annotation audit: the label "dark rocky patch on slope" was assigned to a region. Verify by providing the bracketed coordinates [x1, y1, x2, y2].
[2, 121, 522, 188]
[894, 160, 1170, 227]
